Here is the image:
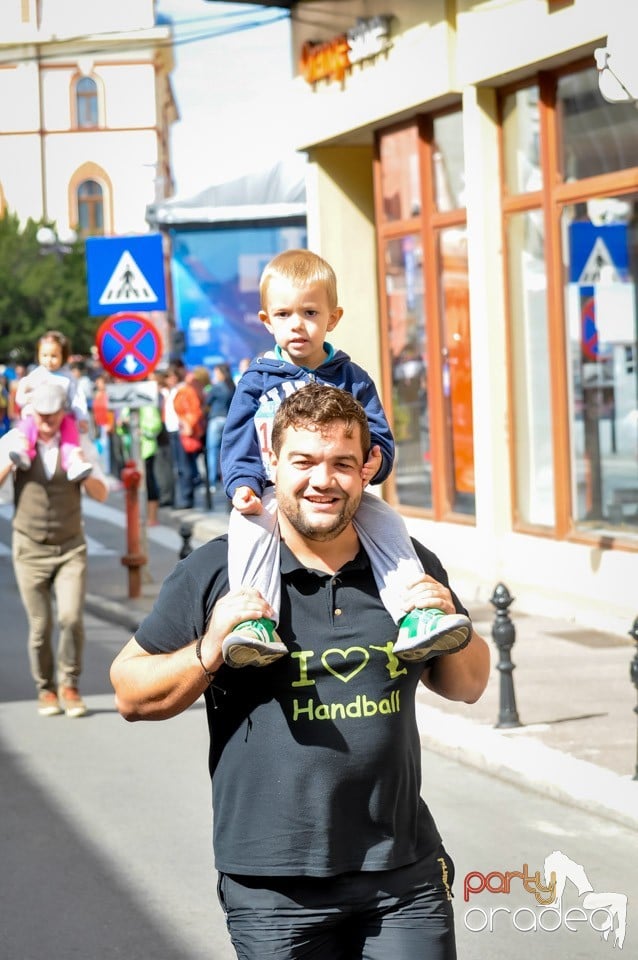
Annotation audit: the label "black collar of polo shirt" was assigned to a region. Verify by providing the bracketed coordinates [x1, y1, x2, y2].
[279, 540, 371, 578]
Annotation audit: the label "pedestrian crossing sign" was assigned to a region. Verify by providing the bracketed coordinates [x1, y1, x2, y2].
[568, 222, 629, 285]
[85, 234, 166, 315]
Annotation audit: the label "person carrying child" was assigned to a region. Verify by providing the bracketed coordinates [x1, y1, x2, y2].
[220, 248, 472, 668]
[9, 330, 92, 483]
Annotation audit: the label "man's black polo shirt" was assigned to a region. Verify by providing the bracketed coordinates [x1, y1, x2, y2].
[136, 535, 466, 877]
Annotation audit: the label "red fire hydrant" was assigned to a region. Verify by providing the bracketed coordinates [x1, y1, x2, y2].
[120, 460, 147, 599]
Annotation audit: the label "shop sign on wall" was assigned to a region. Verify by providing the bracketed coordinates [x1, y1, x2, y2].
[300, 15, 392, 86]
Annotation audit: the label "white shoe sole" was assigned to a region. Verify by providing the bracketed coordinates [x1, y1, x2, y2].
[38, 702, 63, 717]
[394, 616, 472, 662]
[222, 636, 288, 669]
[64, 705, 88, 718]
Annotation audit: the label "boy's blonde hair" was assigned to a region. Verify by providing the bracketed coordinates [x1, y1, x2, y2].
[259, 249, 338, 311]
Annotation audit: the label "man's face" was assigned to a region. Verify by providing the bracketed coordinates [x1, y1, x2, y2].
[272, 421, 365, 541]
[34, 408, 65, 442]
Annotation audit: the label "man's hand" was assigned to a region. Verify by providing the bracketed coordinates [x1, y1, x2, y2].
[401, 574, 456, 615]
[361, 444, 383, 486]
[232, 485, 263, 515]
[198, 587, 276, 669]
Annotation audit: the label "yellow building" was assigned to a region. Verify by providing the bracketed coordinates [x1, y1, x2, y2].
[220, 0, 638, 632]
[0, 0, 176, 238]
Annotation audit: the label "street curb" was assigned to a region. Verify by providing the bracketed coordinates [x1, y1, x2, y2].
[415, 701, 638, 833]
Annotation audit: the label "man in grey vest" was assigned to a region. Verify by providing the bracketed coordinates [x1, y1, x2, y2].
[0, 379, 108, 717]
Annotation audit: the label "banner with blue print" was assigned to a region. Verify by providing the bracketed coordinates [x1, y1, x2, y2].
[169, 225, 306, 376]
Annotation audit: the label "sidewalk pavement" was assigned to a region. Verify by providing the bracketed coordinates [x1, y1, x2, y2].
[87, 497, 638, 833]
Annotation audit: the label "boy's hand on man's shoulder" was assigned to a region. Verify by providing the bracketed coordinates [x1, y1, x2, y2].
[232, 485, 263, 515]
[361, 444, 383, 486]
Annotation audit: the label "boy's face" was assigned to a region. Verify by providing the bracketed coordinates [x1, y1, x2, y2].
[38, 339, 64, 371]
[259, 276, 342, 370]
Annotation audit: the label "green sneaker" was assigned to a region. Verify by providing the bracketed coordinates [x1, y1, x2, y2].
[222, 618, 288, 668]
[394, 608, 471, 663]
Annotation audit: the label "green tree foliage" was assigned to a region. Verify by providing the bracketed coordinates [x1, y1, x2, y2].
[0, 210, 100, 364]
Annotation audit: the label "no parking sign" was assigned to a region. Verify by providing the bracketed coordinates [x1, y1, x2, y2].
[96, 313, 162, 381]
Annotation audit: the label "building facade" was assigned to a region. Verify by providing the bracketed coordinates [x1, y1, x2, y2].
[0, 0, 176, 240]
[264, 0, 636, 631]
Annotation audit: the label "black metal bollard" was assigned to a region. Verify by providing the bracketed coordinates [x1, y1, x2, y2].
[629, 616, 638, 780]
[179, 520, 193, 560]
[490, 583, 522, 729]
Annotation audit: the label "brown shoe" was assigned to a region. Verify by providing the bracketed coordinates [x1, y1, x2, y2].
[58, 686, 88, 718]
[38, 690, 63, 717]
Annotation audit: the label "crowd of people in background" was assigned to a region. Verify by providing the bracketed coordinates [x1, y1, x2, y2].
[0, 343, 246, 521]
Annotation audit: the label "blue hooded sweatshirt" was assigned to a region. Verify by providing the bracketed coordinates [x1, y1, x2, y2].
[221, 347, 395, 499]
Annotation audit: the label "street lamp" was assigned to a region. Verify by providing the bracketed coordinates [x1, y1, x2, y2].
[36, 225, 77, 255]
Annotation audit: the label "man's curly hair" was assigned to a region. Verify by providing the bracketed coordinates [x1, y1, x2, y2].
[271, 383, 370, 460]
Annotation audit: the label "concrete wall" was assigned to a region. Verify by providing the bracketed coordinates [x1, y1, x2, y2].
[305, 145, 382, 384]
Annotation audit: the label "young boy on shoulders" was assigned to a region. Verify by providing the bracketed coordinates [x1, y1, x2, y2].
[220, 249, 471, 667]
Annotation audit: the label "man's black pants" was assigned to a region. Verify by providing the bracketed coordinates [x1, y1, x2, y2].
[217, 844, 456, 960]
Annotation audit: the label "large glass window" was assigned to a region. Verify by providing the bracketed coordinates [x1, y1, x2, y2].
[438, 226, 475, 515]
[376, 113, 474, 522]
[557, 70, 638, 181]
[384, 235, 431, 509]
[506, 210, 555, 526]
[501, 65, 638, 543]
[501, 86, 541, 195]
[563, 196, 638, 531]
[432, 112, 466, 210]
[379, 126, 421, 222]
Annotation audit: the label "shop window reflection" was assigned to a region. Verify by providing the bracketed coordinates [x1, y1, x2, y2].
[506, 210, 556, 526]
[438, 227, 475, 515]
[379, 125, 421, 221]
[432, 112, 466, 211]
[558, 68, 638, 181]
[385, 236, 432, 509]
[502, 85, 541, 196]
[563, 195, 638, 531]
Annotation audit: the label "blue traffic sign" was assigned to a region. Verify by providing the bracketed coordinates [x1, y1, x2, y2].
[568, 222, 628, 284]
[85, 234, 166, 315]
[96, 312, 162, 381]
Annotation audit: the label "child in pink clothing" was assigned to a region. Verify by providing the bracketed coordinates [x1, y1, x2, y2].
[10, 330, 92, 482]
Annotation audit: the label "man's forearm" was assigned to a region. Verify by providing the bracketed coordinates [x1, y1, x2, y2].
[84, 474, 108, 502]
[421, 630, 490, 703]
[110, 637, 221, 721]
